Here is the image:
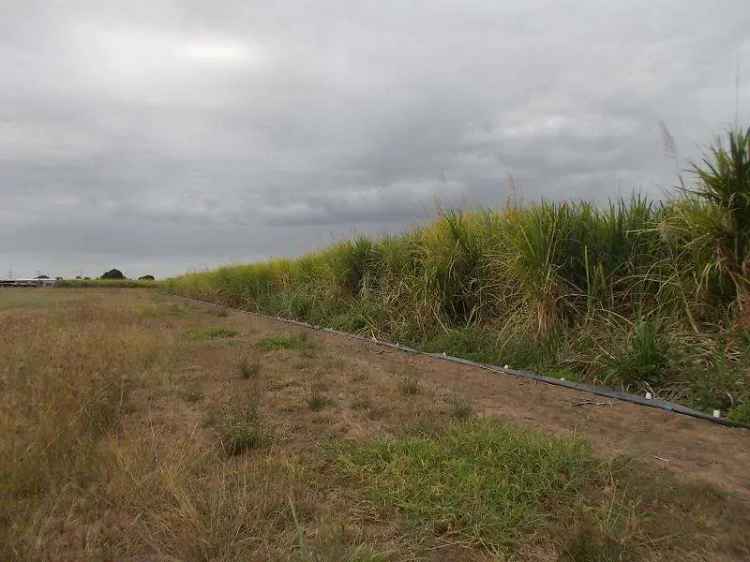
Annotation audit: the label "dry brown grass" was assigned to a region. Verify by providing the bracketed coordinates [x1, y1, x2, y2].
[1, 289, 748, 562]
[0, 290, 397, 561]
[0, 292, 182, 559]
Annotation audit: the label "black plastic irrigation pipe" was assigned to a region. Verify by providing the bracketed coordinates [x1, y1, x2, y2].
[177, 295, 749, 431]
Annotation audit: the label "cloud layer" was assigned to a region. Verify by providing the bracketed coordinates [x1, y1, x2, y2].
[2, 0, 749, 278]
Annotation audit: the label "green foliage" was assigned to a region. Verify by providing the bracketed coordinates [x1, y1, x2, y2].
[101, 268, 126, 280]
[691, 127, 750, 270]
[605, 319, 669, 387]
[661, 127, 750, 306]
[698, 371, 746, 415]
[257, 333, 311, 351]
[337, 419, 593, 552]
[727, 401, 750, 425]
[423, 327, 499, 363]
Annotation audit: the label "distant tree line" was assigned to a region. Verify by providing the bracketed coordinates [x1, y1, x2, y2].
[100, 269, 155, 281]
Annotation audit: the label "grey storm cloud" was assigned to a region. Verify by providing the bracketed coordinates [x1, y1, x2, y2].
[1, 0, 749, 278]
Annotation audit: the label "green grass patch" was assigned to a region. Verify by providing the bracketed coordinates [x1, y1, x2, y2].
[337, 419, 592, 552]
[727, 401, 750, 424]
[258, 333, 311, 351]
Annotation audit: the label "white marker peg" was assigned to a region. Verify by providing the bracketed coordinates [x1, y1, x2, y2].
[713, 409, 721, 418]
[503, 364, 509, 369]
[645, 392, 653, 400]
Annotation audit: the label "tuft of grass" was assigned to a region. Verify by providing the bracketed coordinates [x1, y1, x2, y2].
[224, 424, 267, 455]
[258, 333, 311, 352]
[399, 376, 421, 395]
[189, 327, 239, 340]
[307, 388, 332, 412]
[213, 403, 270, 456]
[337, 419, 593, 553]
[239, 357, 261, 379]
[605, 319, 669, 387]
[351, 397, 372, 410]
[447, 396, 473, 420]
[727, 401, 750, 424]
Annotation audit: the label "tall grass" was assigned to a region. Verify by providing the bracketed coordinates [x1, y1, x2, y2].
[167, 128, 750, 418]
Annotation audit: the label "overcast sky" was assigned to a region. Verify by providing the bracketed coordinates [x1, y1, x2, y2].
[2, 1, 749, 278]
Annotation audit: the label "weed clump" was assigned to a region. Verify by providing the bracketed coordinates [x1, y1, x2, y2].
[307, 387, 333, 411]
[605, 319, 669, 387]
[727, 401, 750, 425]
[399, 376, 421, 395]
[239, 357, 261, 379]
[351, 397, 371, 410]
[447, 396, 473, 420]
[213, 403, 270, 455]
[258, 333, 311, 352]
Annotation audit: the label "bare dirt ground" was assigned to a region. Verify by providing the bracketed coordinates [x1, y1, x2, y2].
[2, 288, 749, 562]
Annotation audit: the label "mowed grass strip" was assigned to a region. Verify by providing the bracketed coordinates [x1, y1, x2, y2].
[338, 419, 592, 552]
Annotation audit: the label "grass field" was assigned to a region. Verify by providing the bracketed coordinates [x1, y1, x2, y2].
[1, 288, 748, 561]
